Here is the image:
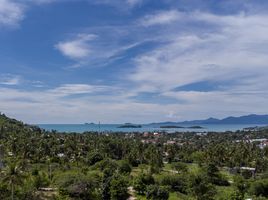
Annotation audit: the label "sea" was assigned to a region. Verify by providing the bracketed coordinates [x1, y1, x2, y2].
[37, 124, 267, 133]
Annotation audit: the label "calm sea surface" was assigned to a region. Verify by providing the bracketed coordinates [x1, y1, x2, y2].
[37, 124, 266, 133]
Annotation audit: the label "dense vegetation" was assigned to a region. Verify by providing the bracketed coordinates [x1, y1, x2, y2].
[0, 113, 268, 199]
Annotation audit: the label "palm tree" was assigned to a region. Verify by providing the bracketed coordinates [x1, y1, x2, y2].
[2, 161, 24, 200]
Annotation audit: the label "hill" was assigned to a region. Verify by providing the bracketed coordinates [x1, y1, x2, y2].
[150, 114, 268, 126]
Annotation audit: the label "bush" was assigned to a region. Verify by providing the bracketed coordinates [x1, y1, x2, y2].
[188, 173, 217, 200]
[233, 175, 248, 196]
[146, 185, 169, 200]
[171, 162, 188, 173]
[110, 174, 129, 200]
[32, 171, 50, 189]
[133, 173, 155, 194]
[159, 174, 187, 193]
[54, 171, 101, 199]
[228, 190, 244, 200]
[0, 184, 9, 200]
[87, 152, 103, 166]
[118, 160, 132, 174]
[249, 179, 268, 197]
[94, 158, 118, 173]
[204, 163, 230, 186]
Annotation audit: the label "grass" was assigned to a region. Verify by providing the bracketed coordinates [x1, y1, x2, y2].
[187, 163, 200, 174]
[133, 163, 238, 200]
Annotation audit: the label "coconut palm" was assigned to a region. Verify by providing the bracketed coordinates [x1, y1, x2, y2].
[2, 161, 24, 200]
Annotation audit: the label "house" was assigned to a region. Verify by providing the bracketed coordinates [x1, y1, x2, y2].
[229, 167, 256, 178]
[196, 132, 208, 136]
[258, 140, 268, 149]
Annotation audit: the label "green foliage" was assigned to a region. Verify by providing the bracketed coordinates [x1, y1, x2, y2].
[32, 170, 50, 189]
[94, 158, 118, 173]
[1, 113, 268, 200]
[110, 174, 129, 200]
[87, 152, 103, 166]
[146, 185, 169, 200]
[204, 163, 230, 186]
[54, 171, 101, 200]
[0, 183, 9, 199]
[188, 173, 217, 200]
[249, 178, 268, 197]
[118, 160, 132, 174]
[144, 145, 163, 174]
[171, 162, 188, 173]
[133, 173, 155, 194]
[159, 174, 188, 193]
[233, 175, 248, 196]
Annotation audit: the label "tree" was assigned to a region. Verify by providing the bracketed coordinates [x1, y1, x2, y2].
[233, 175, 248, 198]
[133, 173, 155, 194]
[118, 160, 132, 174]
[87, 152, 103, 166]
[56, 172, 101, 200]
[188, 173, 216, 200]
[101, 168, 113, 200]
[204, 163, 229, 186]
[2, 162, 25, 200]
[159, 174, 187, 193]
[110, 174, 129, 200]
[144, 145, 163, 174]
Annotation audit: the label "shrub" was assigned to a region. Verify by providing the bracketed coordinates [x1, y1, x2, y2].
[133, 173, 155, 194]
[118, 160, 132, 174]
[146, 185, 169, 200]
[159, 174, 187, 193]
[171, 162, 188, 173]
[110, 174, 129, 200]
[54, 172, 101, 199]
[188, 173, 217, 200]
[87, 152, 103, 166]
[249, 179, 268, 197]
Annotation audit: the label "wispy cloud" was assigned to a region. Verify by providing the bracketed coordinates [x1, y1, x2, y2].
[0, 74, 21, 85]
[139, 10, 182, 26]
[49, 84, 114, 96]
[54, 28, 148, 68]
[2, 1, 268, 123]
[126, 0, 143, 7]
[90, 0, 144, 9]
[130, 11, 268, 93]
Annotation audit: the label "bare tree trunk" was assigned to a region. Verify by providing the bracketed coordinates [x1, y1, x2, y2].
[11, 183, 14, 200]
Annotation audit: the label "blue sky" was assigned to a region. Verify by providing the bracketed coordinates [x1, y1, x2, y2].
[0, 0, 268, 123]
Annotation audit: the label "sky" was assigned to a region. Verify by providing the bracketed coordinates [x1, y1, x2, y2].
[0, 0, 268, 124]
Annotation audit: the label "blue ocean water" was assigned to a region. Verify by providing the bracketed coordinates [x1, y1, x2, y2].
[37, 124, 266, 133]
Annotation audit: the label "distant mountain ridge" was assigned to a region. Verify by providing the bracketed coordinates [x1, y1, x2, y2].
[150, 114, 268, 125]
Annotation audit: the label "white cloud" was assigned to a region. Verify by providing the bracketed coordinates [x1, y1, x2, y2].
[55, 34, 97, 60]
[54, 29, 146, 68]
[0, 83, 267, 124]
[140, 10, 182, 26]
[130, 11, 268, 93]
[2, 5, 268, 123]
[0, 0, 25, 27]
[49, 84, 113, 95]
